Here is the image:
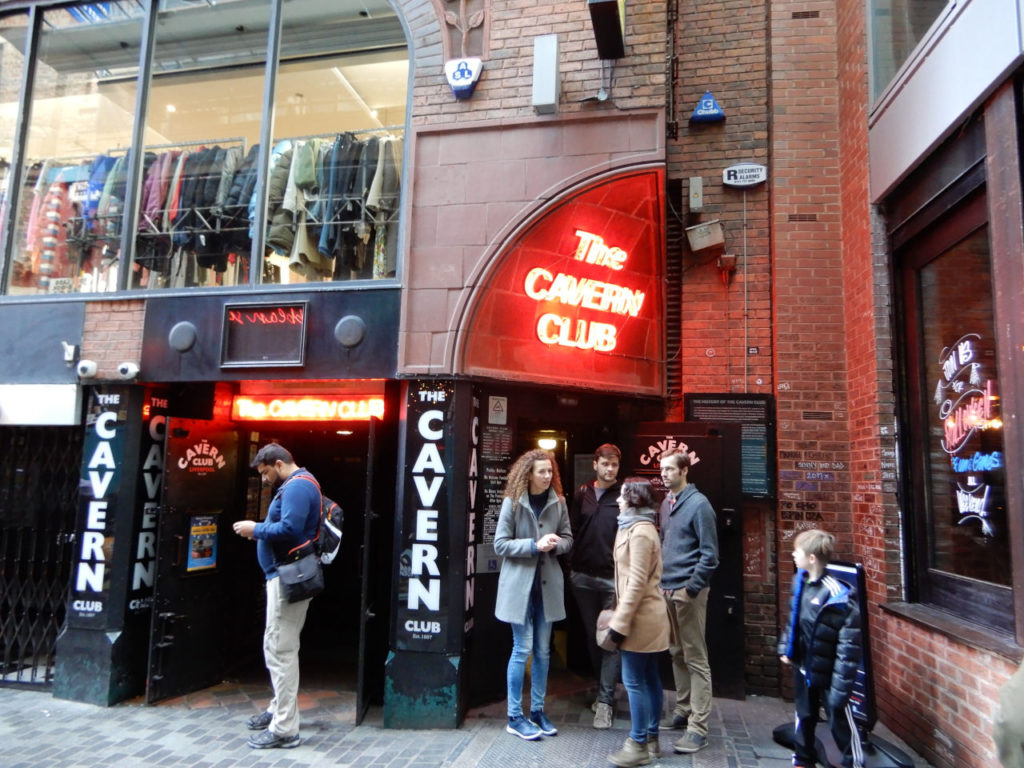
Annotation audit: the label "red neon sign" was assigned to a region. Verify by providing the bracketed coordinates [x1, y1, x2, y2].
[232, 395, 385, 422]
[461, 169, 664, 395]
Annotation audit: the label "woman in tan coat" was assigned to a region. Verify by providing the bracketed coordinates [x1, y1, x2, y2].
[604, 477, 670, 767]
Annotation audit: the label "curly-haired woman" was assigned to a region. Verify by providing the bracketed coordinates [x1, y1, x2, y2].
[494, 448, 573, 741]
[604, 477, 670, 766]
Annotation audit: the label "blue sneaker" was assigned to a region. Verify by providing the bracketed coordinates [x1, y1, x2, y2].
[530, 710, 558, 736]
[507, 715, 542, 740]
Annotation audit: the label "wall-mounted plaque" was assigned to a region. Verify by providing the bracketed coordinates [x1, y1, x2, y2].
[221, 302, 307, 367]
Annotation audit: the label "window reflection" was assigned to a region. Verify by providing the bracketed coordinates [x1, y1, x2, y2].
[2, 0, 407, 294]
[0, 13, 27, 263]
[262, 0, 406, 285]
[7, 4, 144, 295]
[870, 0, 949, 101]
[918, 227, 1010, 585]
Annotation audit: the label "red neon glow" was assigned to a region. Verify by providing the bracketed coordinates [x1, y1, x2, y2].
[232, 395, 384, 422]
[573, 230, 627, 270]
[227, 306, 304, 326]
[461, 169, 664, 395]
[523, 267, 645, 316]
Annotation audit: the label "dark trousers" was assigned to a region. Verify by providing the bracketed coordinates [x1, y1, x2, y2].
[570, 571, 620, 705]
[792, 667, 864, 768]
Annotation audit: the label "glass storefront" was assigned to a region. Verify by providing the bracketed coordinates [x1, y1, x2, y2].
[869, 0, 949, 101]
[0, 12, 27, 274]
[1, 0, 407, 295]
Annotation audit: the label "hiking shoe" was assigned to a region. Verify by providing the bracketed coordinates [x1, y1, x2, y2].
[593, 701, 614, 729]
[530, 710, 558, 736]
[247, 729, 300, 749]
[506, 715, 542, 740]
[673, 730, 708, 753]
[647, 735, 661, 759]
[608, 737, 651, 767]
[659, 712, 688, 729]
[246, 710, 273, 730]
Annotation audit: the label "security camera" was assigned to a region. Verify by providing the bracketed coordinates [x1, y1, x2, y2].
[76, 360, 98, 378]
[117, 362, 140, 379]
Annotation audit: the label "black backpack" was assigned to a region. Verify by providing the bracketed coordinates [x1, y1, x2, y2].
[289, 474, 344, 565]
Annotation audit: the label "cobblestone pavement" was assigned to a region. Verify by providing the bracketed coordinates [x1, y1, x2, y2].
[1, 672, 934, 768]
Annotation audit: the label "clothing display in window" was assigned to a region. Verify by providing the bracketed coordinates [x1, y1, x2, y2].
[13, 129, 401, 292]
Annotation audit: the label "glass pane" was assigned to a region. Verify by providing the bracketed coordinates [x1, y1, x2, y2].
[261, 0, 407, 285]
[0, 12, 28, 268]
[128, 0, 269, 290]
[870, 0, 948, 101]
[5, 4, 145, 295]
[918, 226, 1010, 585]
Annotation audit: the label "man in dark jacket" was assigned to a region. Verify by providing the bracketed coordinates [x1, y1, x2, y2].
[659, 448, 718, 754]
[232, 443, 320, 750]
[569, 444, 623, 729]
[778, 529, 864, 768]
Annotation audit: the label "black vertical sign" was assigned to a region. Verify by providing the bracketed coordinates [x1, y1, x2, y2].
[66, 389, 128, 628]
[394, 382, 455, 652]
[126, 390, 168, 616]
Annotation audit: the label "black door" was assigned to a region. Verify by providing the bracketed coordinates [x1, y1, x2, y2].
[145, 420, 242, 703]
[355, 417, 379, 724]
[627, 422, 746, 699]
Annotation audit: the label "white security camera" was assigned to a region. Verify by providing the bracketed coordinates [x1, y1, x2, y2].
[76, 360, 98, 378]
[117, 362, 140, 379]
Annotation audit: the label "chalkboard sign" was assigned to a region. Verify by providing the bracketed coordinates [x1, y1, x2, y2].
[221, 302, 307, 367]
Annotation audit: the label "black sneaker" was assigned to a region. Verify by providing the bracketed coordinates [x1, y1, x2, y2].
[246, 711, 273, 731]
[247, 729, 301, 749]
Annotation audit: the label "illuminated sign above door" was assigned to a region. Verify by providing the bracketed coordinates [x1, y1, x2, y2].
[231, 395, 385, 422]
[460, 169, 664, 395]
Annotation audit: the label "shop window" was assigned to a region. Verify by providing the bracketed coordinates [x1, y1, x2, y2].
[0, 12, 27, 262]
[898, 195, 1013, 632]
[869, 0, 949, 102]
[260, 0, 405, 285]
[129, 0, 269, 289]
[1, 0, 407, 294]
[5, 4, 145, 295]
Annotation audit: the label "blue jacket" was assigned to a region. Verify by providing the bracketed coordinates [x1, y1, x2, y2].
[778, 569, 862, 707]
[253, 469, 320, 579]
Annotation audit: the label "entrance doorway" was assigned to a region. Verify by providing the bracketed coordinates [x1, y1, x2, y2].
[146, 416, 395, 722]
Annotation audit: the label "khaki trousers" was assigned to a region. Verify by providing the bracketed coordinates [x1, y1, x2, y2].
[264, 575, 311, 737]
[664, 586, 712, 736]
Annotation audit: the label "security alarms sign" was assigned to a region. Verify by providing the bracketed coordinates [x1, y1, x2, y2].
[723, 163, 767, 188]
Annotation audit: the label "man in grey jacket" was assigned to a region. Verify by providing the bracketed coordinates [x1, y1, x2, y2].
[658, 448, 719, 755]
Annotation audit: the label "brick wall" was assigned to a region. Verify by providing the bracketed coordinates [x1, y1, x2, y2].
[668, 0, 776, 692]
[406, 0, 667, 126]
[81, 300, 145, 380]
[873, 613, 1015, 767]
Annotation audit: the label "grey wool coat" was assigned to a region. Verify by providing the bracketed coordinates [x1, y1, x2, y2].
[493, 490, 573, 625]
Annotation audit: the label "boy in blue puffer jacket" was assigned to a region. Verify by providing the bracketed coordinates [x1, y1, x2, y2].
[778, 529, 864, 768]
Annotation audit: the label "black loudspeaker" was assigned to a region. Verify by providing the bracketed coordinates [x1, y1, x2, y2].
[587, 0, 625, 59]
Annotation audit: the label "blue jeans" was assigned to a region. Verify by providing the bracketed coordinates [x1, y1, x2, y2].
[506, 591, 552, 718]
[620, 649, 663, 744]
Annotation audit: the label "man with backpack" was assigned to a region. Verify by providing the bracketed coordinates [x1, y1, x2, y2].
[232, 443, 320, 749]
[568, 443, 623, 729]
